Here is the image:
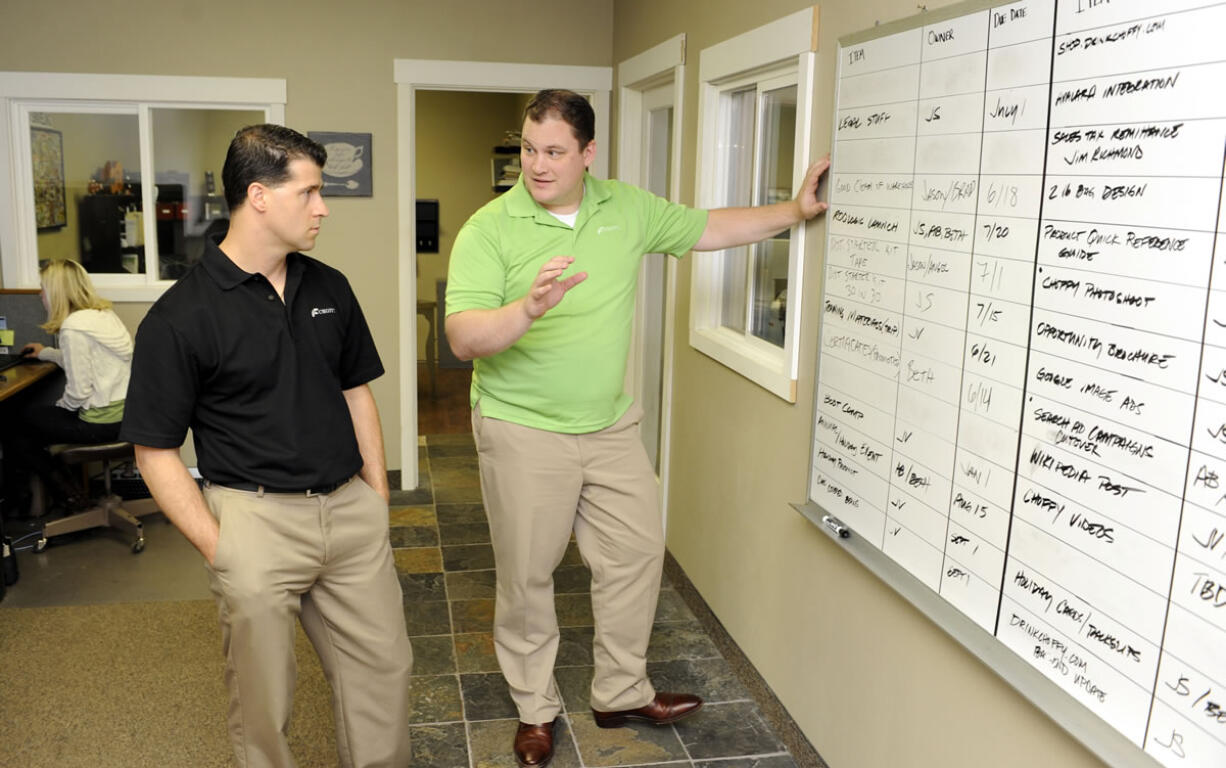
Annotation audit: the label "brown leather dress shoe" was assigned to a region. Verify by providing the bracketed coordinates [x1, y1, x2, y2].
[514, 718, 557, 767]
[591, 691, 703, 728]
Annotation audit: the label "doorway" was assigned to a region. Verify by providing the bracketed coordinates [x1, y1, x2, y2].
[414, 90, 528, 436]
[394, 60, 612, 490]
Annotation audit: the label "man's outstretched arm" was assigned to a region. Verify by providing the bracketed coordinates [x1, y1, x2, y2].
[693, 155, 830, 252]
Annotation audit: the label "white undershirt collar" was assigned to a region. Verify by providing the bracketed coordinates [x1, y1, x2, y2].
[544, 183, 585, 228]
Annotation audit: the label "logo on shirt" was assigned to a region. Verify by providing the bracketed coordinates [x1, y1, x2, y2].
[597, 225, 621, 235]
[311, 307, 337, 318]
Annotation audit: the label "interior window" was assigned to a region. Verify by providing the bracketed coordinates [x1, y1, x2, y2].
[151, 108, 261, 279]
[29, 108, 261, 281]
[1, 72, 285, 298]
[31, 112, 142, 274]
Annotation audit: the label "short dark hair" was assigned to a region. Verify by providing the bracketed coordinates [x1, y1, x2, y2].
[524, 89, 595, 148]
[222, 124, 327, 210]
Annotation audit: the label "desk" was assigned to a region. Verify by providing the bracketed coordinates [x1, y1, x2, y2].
[0, 361, 56, 402]
[0, 361, 56, 527]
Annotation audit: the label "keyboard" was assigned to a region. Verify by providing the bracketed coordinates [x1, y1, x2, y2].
[0, 353, 29, 372]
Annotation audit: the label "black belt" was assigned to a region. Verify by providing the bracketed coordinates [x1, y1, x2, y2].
[215, 477, 351, 496]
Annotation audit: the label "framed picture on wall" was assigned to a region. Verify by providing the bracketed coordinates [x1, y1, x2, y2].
[309, 131, 373, 197]
[31, 126, 67, 230]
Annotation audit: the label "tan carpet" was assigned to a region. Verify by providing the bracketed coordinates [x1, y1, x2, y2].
[0, 600, 338, 767]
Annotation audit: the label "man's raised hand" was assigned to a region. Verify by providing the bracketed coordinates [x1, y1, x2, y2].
[796, 154, 831, 220]
[523, 256, 588, 320]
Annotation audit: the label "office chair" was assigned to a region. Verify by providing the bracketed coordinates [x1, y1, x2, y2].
[34, 441, 158, 554]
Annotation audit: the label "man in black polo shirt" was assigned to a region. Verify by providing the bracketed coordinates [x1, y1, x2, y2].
[122, 125, 411, 768]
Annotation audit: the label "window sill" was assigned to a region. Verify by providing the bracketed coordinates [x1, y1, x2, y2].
[688, 325, 797, 402]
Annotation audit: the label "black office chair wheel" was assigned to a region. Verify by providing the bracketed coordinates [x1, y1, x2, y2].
[34, 537, 47, 553]
[131, 537, 145, 554]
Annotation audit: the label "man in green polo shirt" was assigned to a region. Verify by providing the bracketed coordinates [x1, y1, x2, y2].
[446, 89, 828, 767]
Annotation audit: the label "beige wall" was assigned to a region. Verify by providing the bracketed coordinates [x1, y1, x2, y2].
[613, 1, 1107, 768]
[3, 0, 1121, 765]
[0, 0, 614, 471]
[414, 90, 524, 358]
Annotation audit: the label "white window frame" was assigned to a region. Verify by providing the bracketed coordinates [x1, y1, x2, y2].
[0, 72, 286, 301]
[691, 6, 819, 402]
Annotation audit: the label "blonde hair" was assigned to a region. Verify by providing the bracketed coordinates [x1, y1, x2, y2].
[40, 259, 111, 334]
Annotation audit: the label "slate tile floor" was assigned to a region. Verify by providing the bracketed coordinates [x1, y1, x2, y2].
[395, 433, 799, 768]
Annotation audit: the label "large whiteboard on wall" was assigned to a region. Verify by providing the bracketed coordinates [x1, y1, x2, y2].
[804, 1, 1226, 766]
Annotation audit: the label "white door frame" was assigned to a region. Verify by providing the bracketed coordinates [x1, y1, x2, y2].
[627, 81, 672, 473]
[616, 35, 686, 531]
[393, 59, 612, 489]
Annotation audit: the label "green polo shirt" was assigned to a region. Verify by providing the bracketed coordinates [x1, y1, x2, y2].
[447, 173, 708, 433]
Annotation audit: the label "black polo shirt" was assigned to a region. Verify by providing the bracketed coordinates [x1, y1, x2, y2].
[120, 238, 384, 489]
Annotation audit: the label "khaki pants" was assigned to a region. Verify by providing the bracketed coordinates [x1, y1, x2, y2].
[474, 404, 663, 723]
[203, 477, 412, 768]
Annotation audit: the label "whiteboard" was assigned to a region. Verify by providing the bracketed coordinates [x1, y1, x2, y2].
[804, 1, 1226, 766]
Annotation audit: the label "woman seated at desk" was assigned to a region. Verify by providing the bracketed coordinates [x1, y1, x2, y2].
[3, 260, 133, 515]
